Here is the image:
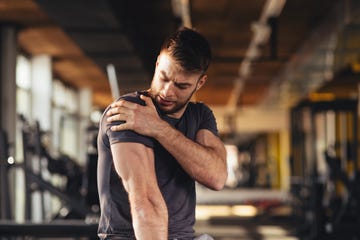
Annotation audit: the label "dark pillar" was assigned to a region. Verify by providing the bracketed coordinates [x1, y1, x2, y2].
[268, 17, 278, 60]
[0, 24, 17, 220]
[0, 25, 17, 147]
[0, 130, 10, 220]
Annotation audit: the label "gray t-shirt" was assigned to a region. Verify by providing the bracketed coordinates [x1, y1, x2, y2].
[97, 91, 218, 239]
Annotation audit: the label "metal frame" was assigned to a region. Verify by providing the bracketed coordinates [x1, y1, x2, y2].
[0, 220, 97, 237]
[19, 115, 93, 221]
[0, 130, 11, 220]
[290, 99, 360, 239]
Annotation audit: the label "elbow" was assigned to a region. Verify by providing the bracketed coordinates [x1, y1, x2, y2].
[209, 169, 228, 191]
[211, 183, 224, 191]
[212, 156, 228, 191]
[212, 149, 228, 191]
[216, 172, 228, 191]
[132, 194, 168, 225]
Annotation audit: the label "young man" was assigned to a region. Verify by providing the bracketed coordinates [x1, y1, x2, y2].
[97, 27, 227, 240]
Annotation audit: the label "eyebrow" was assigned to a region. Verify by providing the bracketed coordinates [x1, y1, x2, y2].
[159, 70, 193, 88]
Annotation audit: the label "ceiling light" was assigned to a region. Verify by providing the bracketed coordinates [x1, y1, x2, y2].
[252, 22, 271, 46]
[171, 0, 192, 28]
[264, 0, 287, 17]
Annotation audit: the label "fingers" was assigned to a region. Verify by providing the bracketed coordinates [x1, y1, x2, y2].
[140, 94, 155, 108]
[106, 107, 122, 117]
[110, 99, 138, 110]
[108, 113, 132, 131]
[110, 124, 127, 131]
[106, 95, 156, 132]
[107, 100, 132, 117]
[107, 106, 130, 122]
[110, 99, 126, 108]
[107, 113, 126, 123]
[106, 106, 128, 121]
[109, 96, 153, 114]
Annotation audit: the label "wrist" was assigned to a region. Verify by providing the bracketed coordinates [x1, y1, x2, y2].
[153, 120, 172, 140]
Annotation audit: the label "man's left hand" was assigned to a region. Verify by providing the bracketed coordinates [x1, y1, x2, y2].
[106, 94, 165, 137]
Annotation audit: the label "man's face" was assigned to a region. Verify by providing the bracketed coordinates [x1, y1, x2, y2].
[149, 52, 206, 118]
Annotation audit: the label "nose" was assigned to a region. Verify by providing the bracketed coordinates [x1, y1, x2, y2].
[161, 81, 175, 98]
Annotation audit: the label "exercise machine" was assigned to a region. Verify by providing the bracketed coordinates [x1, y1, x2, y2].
[290, 99, 360, 239]
[0, 129, 11, 220]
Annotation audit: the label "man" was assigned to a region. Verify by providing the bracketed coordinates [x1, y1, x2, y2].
[97, 27, 227, 240]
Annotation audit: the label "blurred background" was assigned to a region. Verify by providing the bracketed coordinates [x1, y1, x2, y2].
[1, 0, 360, 239]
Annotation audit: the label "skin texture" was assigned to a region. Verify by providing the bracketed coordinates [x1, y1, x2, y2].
[111, 142, 168, 239]
[108, 51, 227, 238]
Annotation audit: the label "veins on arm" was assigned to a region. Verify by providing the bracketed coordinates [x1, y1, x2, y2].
[111, 142, 168, 239]
[155, 125, 227, 191]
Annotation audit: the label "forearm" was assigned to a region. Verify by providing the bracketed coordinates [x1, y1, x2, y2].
[154, 122, 227, 190]
[111, 142, 168, 239]
[107, 97, 227, 190]
[131, 193, 168, 240]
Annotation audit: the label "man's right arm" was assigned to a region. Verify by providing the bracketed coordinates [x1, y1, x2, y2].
[111, 142, 168, 239]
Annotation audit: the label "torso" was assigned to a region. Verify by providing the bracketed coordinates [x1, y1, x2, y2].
[97, 91, 218, 239]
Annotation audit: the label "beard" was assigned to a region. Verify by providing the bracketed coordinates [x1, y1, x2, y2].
[148, 88, 196, 116]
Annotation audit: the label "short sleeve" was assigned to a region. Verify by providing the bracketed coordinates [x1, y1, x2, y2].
[107, 124, 154, 148]
[104, 93, 154, 148]
[198, 103, 219, 136]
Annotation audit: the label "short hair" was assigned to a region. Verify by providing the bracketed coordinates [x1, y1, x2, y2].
[160, 27, 212, 74]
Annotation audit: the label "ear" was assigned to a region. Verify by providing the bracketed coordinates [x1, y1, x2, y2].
[155, 55, 160, 67]
[196, 75, 207, 91]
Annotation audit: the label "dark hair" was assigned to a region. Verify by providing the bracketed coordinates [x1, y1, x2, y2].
[160, 27, 212, 74]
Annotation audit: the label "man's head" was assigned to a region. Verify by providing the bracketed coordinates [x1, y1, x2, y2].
[149, 28, 212, 118]
[160, 27, 212, 75]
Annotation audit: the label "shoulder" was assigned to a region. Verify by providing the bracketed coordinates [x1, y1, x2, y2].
[102, 91, 145, 116]
[119, 91, 146, 105]
[186, 102, 218, 135]
[187, 101, 214, 116]
[99, 91, 143, 130]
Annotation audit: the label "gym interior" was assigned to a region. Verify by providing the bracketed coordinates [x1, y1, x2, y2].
[1, 0, 360, 239]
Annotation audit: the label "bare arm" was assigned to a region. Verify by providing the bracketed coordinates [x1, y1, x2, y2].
[155, 125, 227, 190]
[108, 96, 227, 190]
[111, 142, 168, 239]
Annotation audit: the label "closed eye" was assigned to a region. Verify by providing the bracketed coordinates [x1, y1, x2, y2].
[175, 82, 192, 89]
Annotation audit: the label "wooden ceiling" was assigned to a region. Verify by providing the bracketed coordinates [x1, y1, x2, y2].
[0, 0, 348, 109]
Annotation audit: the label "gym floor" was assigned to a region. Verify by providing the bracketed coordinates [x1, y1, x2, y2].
[195, 217, 299, 240]
[194, 188, 299, 240]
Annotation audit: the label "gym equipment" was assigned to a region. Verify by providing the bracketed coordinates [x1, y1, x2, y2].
[18, 114, 93, 220]
[0, 129, 11, 220]
[0, 115, 99, 239]
[84, 124, 100, 209]
[0, 220, 97, 238]
[290, 99, 360, 240]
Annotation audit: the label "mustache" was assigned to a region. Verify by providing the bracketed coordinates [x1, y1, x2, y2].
[146, 89, 174, 102]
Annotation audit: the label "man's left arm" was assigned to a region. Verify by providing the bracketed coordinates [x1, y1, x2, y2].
[156, 125, 227, 191]
[106, 95, 227, 190]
